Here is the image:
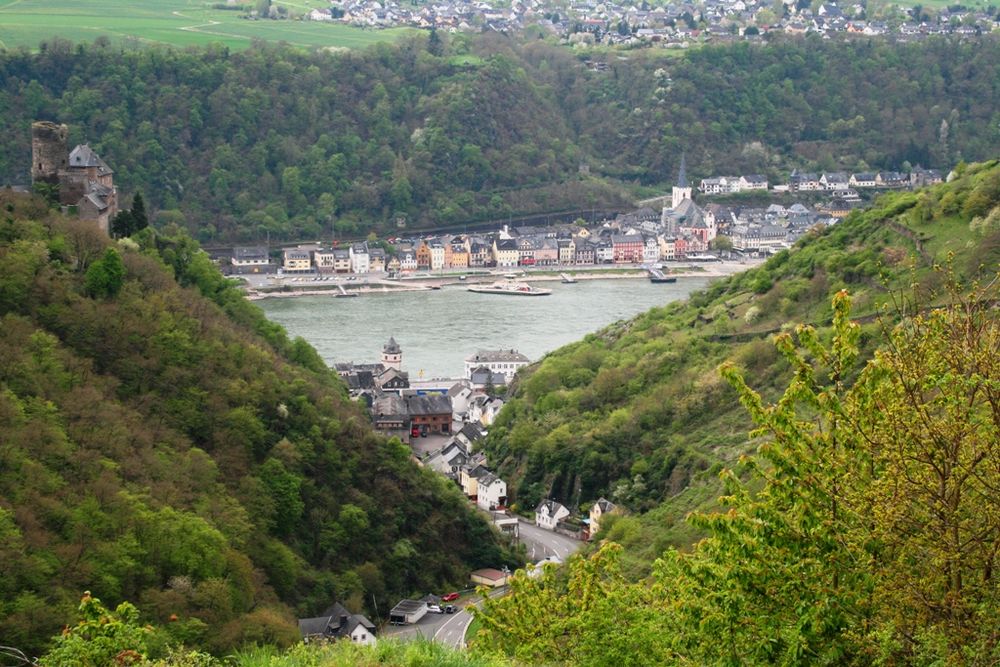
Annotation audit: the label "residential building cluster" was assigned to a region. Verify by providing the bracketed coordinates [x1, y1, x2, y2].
[334, 339, 520, 514]
[296, 0, 1000, 46]
[532, 496, 622, 541]
[700, 166, 942, 194]
[227, 161, 944, 280]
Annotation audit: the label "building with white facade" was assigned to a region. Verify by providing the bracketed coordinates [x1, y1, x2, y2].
[535, 499, 570, 530]
[350, 242, 370, 274]
[465, 349, 530, 382]
[476, 471, 508, 511]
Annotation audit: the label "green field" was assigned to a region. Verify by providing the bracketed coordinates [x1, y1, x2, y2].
[0, 0, 415, 50]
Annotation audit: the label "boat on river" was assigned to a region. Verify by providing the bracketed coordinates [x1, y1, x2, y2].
[468, 279, 552, 296]
[647, 268, 677, 284]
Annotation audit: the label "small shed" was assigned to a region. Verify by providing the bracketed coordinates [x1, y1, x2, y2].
[389, 599, 427, 625]
[471, 568, 509, 588]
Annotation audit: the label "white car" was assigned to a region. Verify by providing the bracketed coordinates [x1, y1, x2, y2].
[427, 604, 442, 614]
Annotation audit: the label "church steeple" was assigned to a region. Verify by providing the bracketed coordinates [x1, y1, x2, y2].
[671, 152, 692, 209]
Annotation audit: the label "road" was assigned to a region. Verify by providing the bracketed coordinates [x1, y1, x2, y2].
[517, 520, 583, 563]
[381, 519, 584, 649]
[380, 590, 498, 649]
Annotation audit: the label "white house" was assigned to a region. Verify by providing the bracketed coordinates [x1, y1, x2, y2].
[350, 242, 370, 274]
[448, 382, 474, 420]
[399, 249, 418, 271]
[699, 176, 740, 194]
[849, 172, 877, 188]
[430, 242, 445, 270]
[739, 174, 768, 191]
[476, 471, 508, 510]
[820, 172, 849, 190]
[535, 499, 570, 530]
[298, 603, 377, 646]
[595, 242, 614, 264]
[643, 236, 660, 263]
[232, 246, 270, 270]
[465, 349, 530, 382]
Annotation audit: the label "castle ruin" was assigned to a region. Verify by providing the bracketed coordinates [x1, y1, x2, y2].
[31, 121, 118, 233]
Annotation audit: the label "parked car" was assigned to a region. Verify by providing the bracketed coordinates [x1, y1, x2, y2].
[410, 425, 420, 438]
[445, 605, 456, 614]
[427, 604, 442, 614]
[441, 592, 460, 602]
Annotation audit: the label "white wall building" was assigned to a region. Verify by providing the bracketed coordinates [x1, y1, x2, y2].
[535, 500, 570, 530]
[643, 236, 660, 263]
[477, 472, 508, 511]
[430, 243, 445, 270]
[350, 243, 370, 274]
[465, 349, 530, 382]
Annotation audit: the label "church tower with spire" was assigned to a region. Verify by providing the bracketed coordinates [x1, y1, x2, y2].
[671, 153, 692, 209]
[381, 337, 402, 371]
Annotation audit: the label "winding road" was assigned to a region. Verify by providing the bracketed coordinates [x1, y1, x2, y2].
[382, 518, 584, 649]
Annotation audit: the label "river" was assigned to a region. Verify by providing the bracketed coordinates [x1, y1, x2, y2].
[258, 277, 712, 378]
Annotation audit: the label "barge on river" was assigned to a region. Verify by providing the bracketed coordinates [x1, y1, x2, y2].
[468, 280, 552, 296]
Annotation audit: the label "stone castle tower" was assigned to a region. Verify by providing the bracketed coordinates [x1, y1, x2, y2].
[30, 120, 118, 234]
[381, 337, 402, 371]
[31, 121, 69, 185]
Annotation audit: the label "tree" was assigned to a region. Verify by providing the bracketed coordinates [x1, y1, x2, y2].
[130, 192, 148, 233]
[427, 28, 444, 57]
[111, 209, 134, 239]
[854, 279, 1000, 659]
[39, 593, 152, 667]
[84, 247, 126, 299]
[111, 193, 149, 238]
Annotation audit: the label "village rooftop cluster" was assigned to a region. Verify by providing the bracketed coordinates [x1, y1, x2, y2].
[296, 0, 1000, 46]
[225, 163, 943, 276]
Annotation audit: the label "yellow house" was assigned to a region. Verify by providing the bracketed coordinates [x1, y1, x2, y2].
[492, 238, 519, 267]
[460, 463, 486, 499]
[282, 248, 312, 272]
[589, 498, 619, 539]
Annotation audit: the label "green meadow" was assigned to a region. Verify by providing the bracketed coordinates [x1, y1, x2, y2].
[0, 0, 415, 50]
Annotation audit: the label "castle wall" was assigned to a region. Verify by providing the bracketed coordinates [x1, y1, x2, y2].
[31, 121, 68, 185]
[58, 170, 90, 206]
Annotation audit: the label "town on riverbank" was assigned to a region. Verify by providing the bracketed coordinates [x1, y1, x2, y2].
[225, 163, 814, 299]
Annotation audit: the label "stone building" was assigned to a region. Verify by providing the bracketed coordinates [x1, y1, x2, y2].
[31, 121, 118, 233]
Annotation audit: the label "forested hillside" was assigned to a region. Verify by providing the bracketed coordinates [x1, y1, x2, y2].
[471, 162, 1000, 665]
[0, 193, 516, 658]
[482, 160, 1000, 572]
[1, 35, 998, 241]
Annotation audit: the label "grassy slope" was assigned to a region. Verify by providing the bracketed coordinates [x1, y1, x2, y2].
[482, 160, 1000, 576]
[0, 0, 413, 50]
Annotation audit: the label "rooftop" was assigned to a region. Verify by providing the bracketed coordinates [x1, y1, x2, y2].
[466, 349, 530, 363]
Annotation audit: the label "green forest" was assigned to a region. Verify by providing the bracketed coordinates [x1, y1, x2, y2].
[1, 35, 999, 241]
[0, 192, 517, 659]
[12, 163, 1000, 666]
[468, 162, 1000, 665]
[481, 160, 1000, 574]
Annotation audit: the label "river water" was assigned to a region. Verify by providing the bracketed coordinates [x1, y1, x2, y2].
[258, 277, 711, 378]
